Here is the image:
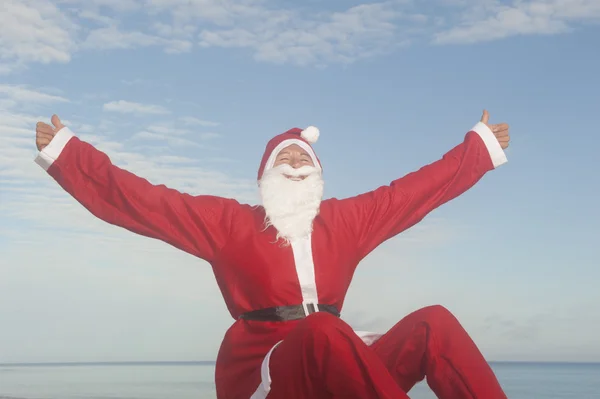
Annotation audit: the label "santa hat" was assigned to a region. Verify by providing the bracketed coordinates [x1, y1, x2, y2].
[257, 126, 322, 181]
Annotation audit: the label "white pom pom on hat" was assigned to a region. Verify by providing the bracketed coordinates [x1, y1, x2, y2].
[300, 126, 319, 144]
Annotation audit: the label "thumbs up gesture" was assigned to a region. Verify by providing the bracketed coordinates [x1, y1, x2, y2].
[36, 114, 65, 151]
[480, 110, 510, 149]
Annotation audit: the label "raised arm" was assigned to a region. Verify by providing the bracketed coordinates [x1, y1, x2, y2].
[335, 113, 509, 260]
[34, 115, 238, 263]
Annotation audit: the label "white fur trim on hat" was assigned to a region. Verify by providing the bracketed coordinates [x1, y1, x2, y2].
[300, 126, 319, 144]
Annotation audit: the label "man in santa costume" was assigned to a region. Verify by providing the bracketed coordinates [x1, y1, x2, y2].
[34, 110, 510, 399]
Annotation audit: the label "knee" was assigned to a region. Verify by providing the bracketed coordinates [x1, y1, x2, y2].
[423, 304, 454, 317]
[418, 305, 461, 328]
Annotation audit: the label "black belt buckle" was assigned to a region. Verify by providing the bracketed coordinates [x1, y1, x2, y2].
[304, 303, 317, 316]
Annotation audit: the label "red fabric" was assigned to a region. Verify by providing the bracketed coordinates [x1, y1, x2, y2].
[267, 306, 507, 399]
[46, 129, 501, 399]
[256, 128, 321, 180]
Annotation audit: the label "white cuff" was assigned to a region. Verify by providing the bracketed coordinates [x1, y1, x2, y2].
[34, 127, 75, 171]
[470, 121, 507, 168]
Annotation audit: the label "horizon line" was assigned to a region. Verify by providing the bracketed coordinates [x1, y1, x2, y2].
[1, 360, 599, 367]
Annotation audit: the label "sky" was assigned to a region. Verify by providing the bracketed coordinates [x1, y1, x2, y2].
[0, 0, 599, 365]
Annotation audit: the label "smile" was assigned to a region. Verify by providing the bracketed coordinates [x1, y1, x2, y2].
[285, 175, 306, 181]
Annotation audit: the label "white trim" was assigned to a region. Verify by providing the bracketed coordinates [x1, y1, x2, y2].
[249, 234, 320, 398]
[249, 340, 282, 399]
[470, 122, 507, 169]
[264, 139, 321, 174]
[290, 235, 319, 308]
[34, 127, 75, 171]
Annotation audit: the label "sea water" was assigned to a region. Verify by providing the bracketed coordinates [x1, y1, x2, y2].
[1, 361, 599, 398]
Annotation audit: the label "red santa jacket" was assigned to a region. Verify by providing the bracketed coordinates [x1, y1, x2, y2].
[34, 122, 506, 399]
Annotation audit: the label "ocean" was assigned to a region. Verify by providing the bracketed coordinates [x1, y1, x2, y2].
[1, 361, 599, 399]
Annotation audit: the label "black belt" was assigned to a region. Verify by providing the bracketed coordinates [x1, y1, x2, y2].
[238, 303, 340, 322]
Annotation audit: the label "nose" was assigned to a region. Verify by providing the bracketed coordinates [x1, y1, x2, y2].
[291, 157, 303, 168]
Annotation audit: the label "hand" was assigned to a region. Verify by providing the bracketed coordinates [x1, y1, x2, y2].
[481, 110, 510, 150]
[36, 114, 65, 151]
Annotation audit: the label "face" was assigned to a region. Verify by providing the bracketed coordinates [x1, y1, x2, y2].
[259, 144, 323, 243]
[272, 144, 315, 180]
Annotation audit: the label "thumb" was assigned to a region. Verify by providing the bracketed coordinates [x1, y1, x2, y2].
[51, 114, 65, 131]
[480, 109, 489, 125]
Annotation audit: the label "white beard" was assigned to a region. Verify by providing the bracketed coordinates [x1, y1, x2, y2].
[259, 164, 324, 244]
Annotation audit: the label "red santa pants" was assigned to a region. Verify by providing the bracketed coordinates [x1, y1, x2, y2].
[267, 305, 507, 399]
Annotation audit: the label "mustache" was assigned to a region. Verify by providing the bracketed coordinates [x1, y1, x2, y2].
[266, 164, 321, 177]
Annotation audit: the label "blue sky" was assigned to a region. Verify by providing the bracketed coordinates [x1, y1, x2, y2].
[1, 0, 599, 365]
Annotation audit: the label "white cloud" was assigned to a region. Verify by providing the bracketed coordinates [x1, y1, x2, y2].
[77, 9, 118, 26]
[0, 0, 79, 73]
[84, 0, 141, 13]
[180, 116, 220, 127]
[1, 0, 598, 72]
[434, 0, 600, 44]
[144, 0, 270, 26]
[0, 84, 70, 105]
[129, 124, 223, 145]
[197, 2, 407, 66]
[130, 130, 204, 147]
[147, 125, 192, 135]
[83, 25, 193, 53]
[152, 21, 198, 38]
[102, 100, 171, 115]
